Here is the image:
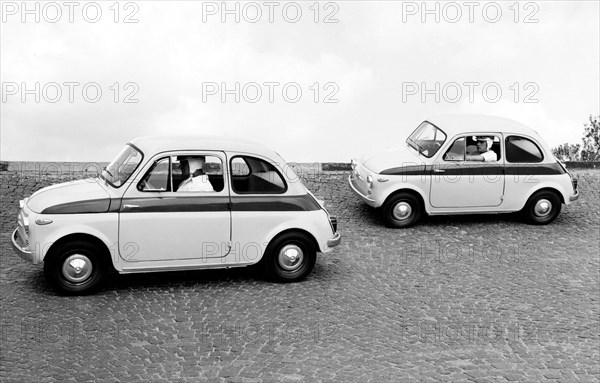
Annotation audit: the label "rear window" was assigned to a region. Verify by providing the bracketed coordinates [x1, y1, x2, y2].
[506, 136, 544, 163]
[230, 156, 287, 194]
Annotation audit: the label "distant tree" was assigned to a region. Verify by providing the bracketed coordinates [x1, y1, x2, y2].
[580, 115, 600, 161]
[552, 143, 581, 161]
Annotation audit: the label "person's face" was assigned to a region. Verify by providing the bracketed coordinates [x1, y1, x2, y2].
[477, 140, 487, 152]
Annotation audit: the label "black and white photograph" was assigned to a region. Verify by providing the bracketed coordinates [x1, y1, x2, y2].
[1, 1, 599, 382]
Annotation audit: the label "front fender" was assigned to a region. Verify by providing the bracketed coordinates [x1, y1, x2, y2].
[374, 177, 430, 213]
[32, 213, 118, 262]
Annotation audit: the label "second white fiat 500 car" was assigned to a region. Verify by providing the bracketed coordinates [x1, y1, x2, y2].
[349, 115, 579, 228]
[12, 136, 341, 294]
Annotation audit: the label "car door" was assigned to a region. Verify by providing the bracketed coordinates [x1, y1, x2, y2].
[429, 134, 505, 209]
[118, 151, 231, 262]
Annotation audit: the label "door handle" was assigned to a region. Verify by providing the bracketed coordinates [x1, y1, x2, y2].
[123, 204, 140, 209]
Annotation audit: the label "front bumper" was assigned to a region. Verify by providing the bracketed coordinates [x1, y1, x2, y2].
[11, 228, 34, 262]
[348, 175, 376, 206]
[327, 232, 341, 248]
[569, 189, 580, 202]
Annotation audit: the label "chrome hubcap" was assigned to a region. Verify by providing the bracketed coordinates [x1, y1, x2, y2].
[278, 245, 304, 272]
[534, 199, 552, 217]
[392, 202, 412, 221]
[62, 254, 93, 283]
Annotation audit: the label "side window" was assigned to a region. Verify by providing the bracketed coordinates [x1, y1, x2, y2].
[230, 156, 287, 194]
[506, 136, 544, 163]
[443, 137, 466, 161]
[465, 135, 501, 162]
[138, 157, 170, 192]
[173, 155, 224, 192]
[443, 136, 502, 162]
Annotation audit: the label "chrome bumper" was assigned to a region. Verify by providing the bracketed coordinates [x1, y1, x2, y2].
[327, 232, 341, 248]
[11, 228, 34, 262]
[348, 175, 376, 204]
[569, 190, 580, 202]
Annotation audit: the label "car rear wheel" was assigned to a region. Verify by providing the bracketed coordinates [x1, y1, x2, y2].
[381, 192, 422, 228]
[44, 241, 107, 295]
[263, 232, 316, 283]
[523, 190, 561, 225]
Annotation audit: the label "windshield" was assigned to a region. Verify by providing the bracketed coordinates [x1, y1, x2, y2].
[406, 121, 447, 158]
[101, 144, 143, 188]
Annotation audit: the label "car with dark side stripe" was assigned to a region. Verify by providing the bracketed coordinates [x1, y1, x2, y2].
[349, 115, 579, 228]
[12, 136, 341, 295]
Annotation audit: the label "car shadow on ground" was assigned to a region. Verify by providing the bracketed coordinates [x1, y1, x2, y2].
[421, 212, 524, 226]
[25, 260, 340, 296]
[104, 266, 267, 292]
[19, 264, 265, 296]
[108, 262, 339, 291]
[358, 203, 526, 227]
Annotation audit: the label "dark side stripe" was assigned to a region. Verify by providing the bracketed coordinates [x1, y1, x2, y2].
[380, 165, 427, 176]
[119, 195, 320, 213]
[231, 195, 321, 212]
[42, 194, 321, 214]
[120, 196, 230, 213]
[504, 163, 566, 175]
[380, 162, 565, 176]
[41, 199, 110, 214]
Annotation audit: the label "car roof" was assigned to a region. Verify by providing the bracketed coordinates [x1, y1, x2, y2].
[426, 115, 541, 139]
[128, 135, 280, 158]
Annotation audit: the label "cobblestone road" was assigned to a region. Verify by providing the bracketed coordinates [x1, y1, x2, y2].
[1, 166, 599, 382]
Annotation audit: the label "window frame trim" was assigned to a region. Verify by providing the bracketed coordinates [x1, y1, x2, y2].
[441, 134, 503, 163]
[131, 150, 228, 196]
[442, 136, 467, 162]
[137, 156, 172, 193]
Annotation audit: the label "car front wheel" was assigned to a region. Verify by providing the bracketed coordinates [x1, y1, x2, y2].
[44, 240, 107, 295]
[523, 190, 562, 225]
[381, 192, 422, 228]
[263, 232, 316, 283]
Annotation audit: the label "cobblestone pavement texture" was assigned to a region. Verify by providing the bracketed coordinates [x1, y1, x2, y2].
[0, 165, 599, 383]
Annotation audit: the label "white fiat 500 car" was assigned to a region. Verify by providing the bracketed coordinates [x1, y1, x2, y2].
[349, 115, 579, 228]
[12, 136, 340, 294]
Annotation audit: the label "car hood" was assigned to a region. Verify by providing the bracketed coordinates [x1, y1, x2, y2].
[27, 178, 112, 214]
[360, 144, 425, 174]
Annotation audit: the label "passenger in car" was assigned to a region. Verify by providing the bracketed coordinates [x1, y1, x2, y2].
[177, 156, 215, 192]
[466, 137, 497, 162]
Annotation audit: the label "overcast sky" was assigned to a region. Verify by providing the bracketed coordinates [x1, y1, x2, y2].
[1, 1, 599, 162]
